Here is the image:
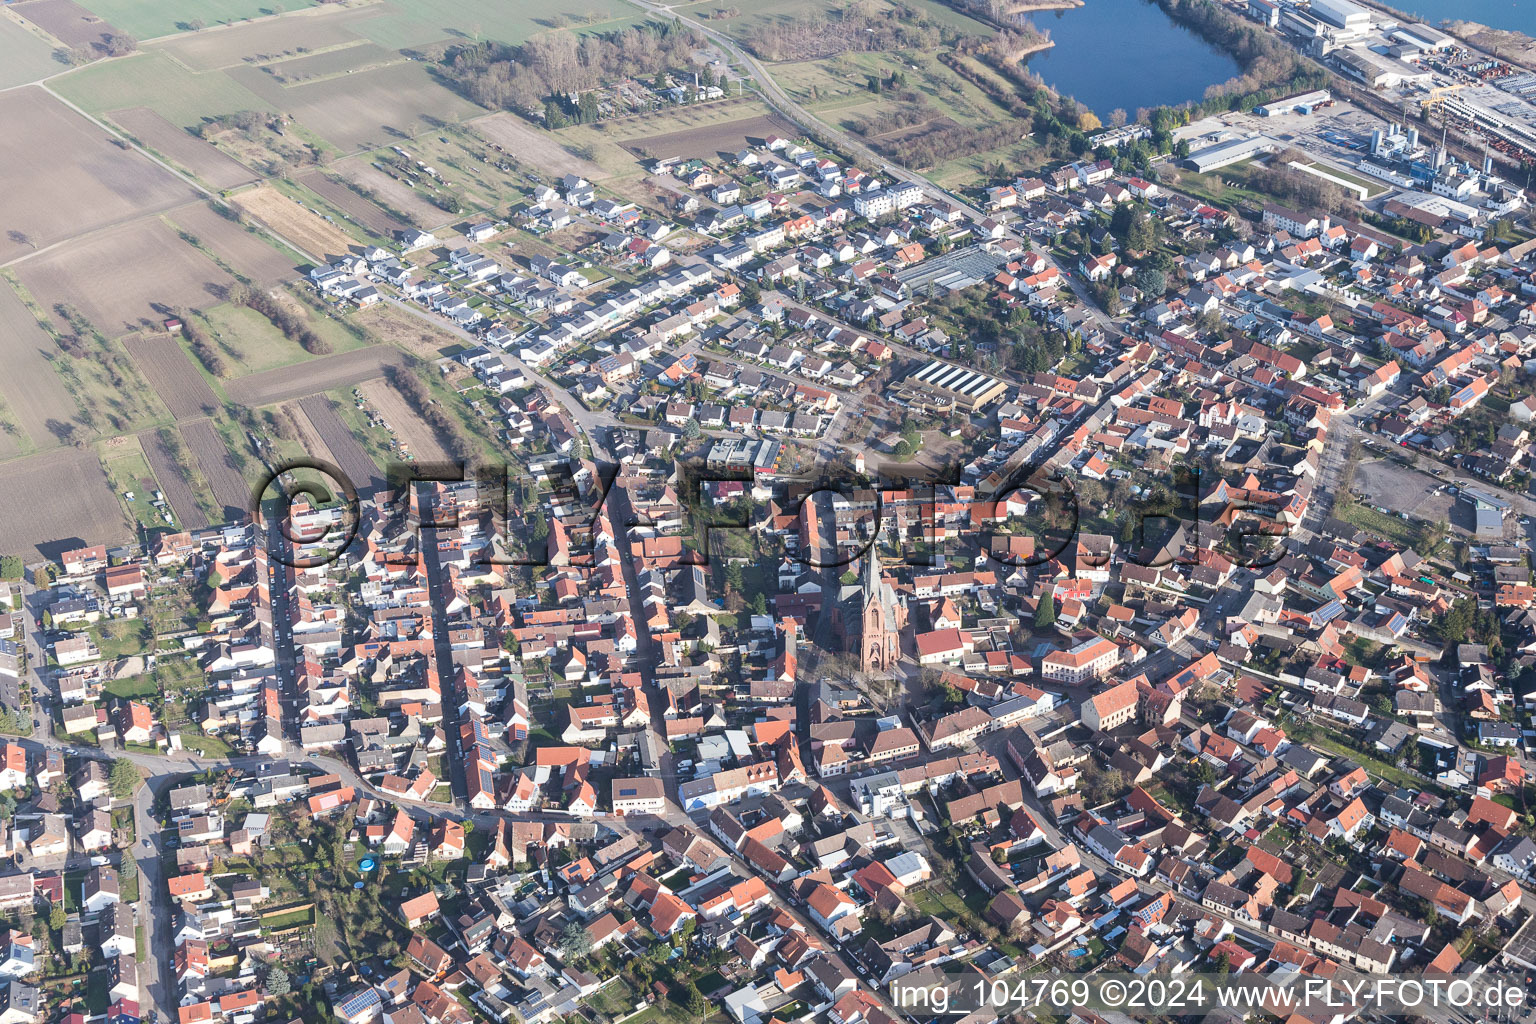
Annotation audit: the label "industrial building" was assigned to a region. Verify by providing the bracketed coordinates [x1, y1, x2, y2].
[704, 438, 781, 473]
[892, 246, 1008, 296]
[1183, 134, 1279, 173]
[892, 359, 1009, 413]
[1256, 89, 1333, 117]
[1309, 0, 1370, 34]
[1333, 47, 1432, 89]
[1391, 22, 1454, 51]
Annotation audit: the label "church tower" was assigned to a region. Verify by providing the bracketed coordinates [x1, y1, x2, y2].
[856, 551, 901, 675]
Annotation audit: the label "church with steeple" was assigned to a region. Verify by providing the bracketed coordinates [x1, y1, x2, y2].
[836, 551, 904, 675]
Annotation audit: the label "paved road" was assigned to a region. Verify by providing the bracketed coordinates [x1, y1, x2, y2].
[383, 297, 615, 461]
[624, 0, 1120, 340]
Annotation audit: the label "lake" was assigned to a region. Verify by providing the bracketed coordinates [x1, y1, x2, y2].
[1020, 0, 1245, 118]
[1380, 0, 1533, 34]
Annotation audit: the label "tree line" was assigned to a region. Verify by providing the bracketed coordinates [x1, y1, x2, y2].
[174, 310, 229, 377]
[227, 283, 332, 356]
[385, 364, 477, 463]
[441, 21, 704, 117]
[743, 0, 962, 61]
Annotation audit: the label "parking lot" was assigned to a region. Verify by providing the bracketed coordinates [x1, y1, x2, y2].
[1352, 455, 1455, 521]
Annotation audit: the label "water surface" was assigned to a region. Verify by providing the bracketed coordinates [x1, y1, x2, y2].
[1021, 0, 1247, 118]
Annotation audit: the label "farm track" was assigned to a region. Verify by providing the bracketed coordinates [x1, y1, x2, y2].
[139, 429, 209, 531]
[298, 395, 383, 498]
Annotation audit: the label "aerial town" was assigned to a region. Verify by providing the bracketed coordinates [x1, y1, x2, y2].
[4, 0, 1536, 1022]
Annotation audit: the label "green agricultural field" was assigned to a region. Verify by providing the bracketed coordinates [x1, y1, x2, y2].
[225, 60, 481, 154]
[355, 0, 639, 50]
[193, 303, 317, 378]
[73, 0, 316, 40]
[0, 13, 65, 90]
[50, 50, 271, 129]
[700, 0, 989, 42]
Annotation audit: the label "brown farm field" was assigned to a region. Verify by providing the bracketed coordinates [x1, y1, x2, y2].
[0, 279, 79, 450]
[0, 447, 131, 558]
[182, 418, 252, 520]
[147, 5, 374, 72]
[623, 111, 799, 163]
[299, 394, 382, 497]
[330, 157, 450, 229]
[108, 107, 256, 190]
[165, 200, 303, 285]
[140, 428, 211, 530]
[359, 379, 454, 463]
[231, 184, 359, 262]
[472, 113, 607, 181]
[11, 0, 119, 49]
[14, 218, 233, 336]
[355, 302, 468, 360]
[123, 334, 218, 419]
[224, 345, 406, 407]
[260, 41, 401, 83]
[296, 169, 406, 238]
[283, 401, 340, 469]
[0, 87, 198, 263]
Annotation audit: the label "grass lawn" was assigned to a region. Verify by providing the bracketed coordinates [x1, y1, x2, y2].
[103, 674, 158, 699]
[75, 0, 316, 38]
[1287, 158, 1388, 199]
[1168, 164, 1271, 211]
[86, 969, 107, 1015]
[261, 906, 316, 931]
[112, 806, 135, 843]
[102, 441, 170, 530]
[1308, 734, 1440, 794]
[64, 870, 84, 913]
[90, 619, 152, 660]
[180, 731, 234, 757]
[909, 876, 986, 918]
[1336, 499, 1421, 548]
